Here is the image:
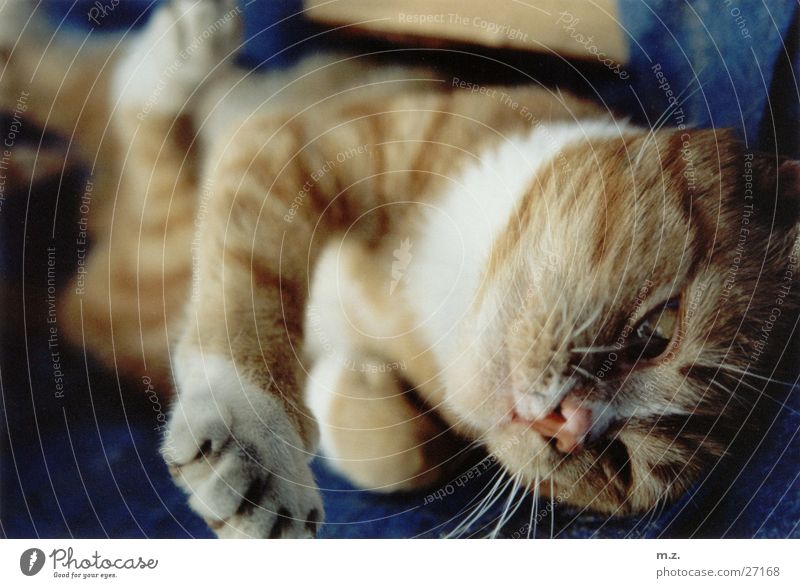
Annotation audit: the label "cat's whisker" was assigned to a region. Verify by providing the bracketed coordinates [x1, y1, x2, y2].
[447, 469, 512, 538]
[549, 477, 555, 539]
[635, 490, 662, 538]
[712, 375, 800, 419]
[723, 374, 768, 394]
[445, 469, 504, 538]
[571, 344, 618, 354]
[721, 375, 800, 416]
[706, 378, 752, 408]
[497, 481, 530, 538]
[526, 495, 536, 540]
[570, 363, 602, 384]
[459, 434, 489, 455]
[528, 471, 540, 539]
[653, 484, 673, 526]
[572, 306, 602, 339]
[488, 472, 523, 538]
[634, 491, 663, 538]
[656, 491, 671, 531]
[710, 363, 798, 388]
[465, 472, 517, 537]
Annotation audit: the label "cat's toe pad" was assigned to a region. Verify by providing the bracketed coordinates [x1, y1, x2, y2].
[164, 355, 322, 538]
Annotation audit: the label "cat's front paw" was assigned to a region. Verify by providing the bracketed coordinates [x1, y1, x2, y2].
[115, 0, 242, 115]
[164, 355, 322, 538]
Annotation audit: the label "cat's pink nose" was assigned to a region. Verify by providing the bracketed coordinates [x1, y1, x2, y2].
[527, 397, 593, 453]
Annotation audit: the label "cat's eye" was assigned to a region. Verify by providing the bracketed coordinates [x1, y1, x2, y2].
[626, 297, 680, 362]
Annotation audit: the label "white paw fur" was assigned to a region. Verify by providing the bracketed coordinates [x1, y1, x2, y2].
[164, 353, 323, 538]
[113, 0, 242, 115]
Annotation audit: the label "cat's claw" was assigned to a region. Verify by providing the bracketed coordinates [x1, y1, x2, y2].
[164, 355, 323, 538]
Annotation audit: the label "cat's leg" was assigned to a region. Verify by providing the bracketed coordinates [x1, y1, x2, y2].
[167, 248, 325, 537]
[131, 1, 323, 537]
[166, 138, 326, 537]
[162, 3, 456, 535]
[306, 354, 447, 492]
[304, 242, 452, 492]
[59, 0, 241, 384]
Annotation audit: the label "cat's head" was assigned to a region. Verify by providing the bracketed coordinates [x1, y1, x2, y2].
[447, 127, 799, 514]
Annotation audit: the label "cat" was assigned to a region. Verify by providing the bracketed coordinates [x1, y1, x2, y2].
[3, 0, 798, 538]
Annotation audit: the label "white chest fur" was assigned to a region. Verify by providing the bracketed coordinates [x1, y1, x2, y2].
[405, 119, 628, 368]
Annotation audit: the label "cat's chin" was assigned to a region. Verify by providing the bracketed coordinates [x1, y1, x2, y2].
[484, 420, 687, 516]
[483, 422, 560, 475]
[482, 421, 634, 514]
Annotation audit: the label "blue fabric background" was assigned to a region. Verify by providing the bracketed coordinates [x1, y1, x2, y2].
[1, 0, 798, 539]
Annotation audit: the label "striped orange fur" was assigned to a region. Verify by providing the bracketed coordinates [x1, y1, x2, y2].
[5, 0, 798, 536]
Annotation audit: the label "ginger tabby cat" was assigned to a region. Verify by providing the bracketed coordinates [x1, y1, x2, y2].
[2, 0, 797, 537]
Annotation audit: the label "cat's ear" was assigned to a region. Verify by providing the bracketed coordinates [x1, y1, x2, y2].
[687, 128, 800, 246]
[678, 126, 739, 149]
[777, 159, 800, 245]
[662, 127, 740, 193]
[776, 158, 800, 205]
[752, 154, 800, 236]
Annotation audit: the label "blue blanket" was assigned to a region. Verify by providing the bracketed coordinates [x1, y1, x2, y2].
[1, 0, 798, 538]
